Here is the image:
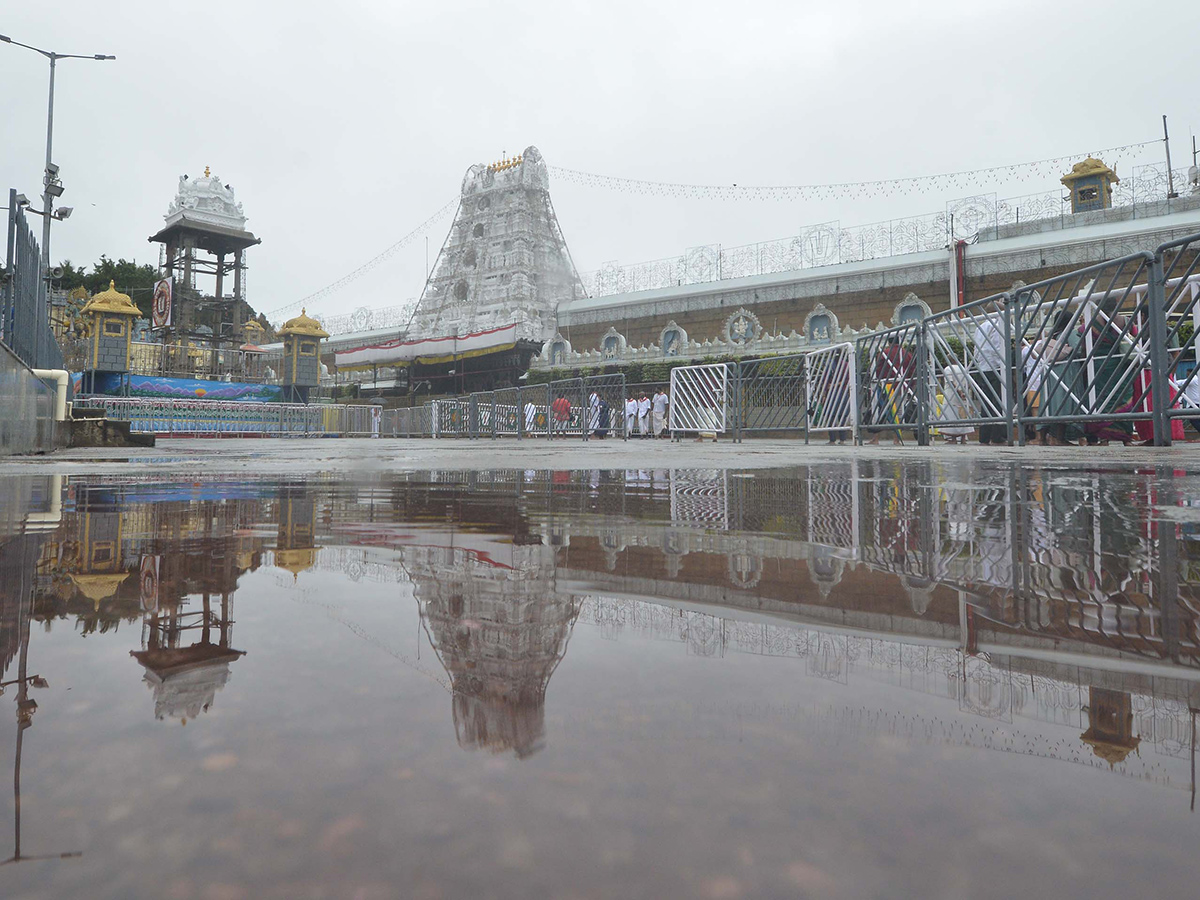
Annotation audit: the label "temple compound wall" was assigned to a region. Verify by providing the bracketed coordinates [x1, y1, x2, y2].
[538, 194, 1200, 370]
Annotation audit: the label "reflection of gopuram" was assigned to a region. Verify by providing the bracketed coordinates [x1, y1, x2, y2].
[414, 534, 580, 758]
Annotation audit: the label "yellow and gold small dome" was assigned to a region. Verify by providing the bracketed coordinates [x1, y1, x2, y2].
[80, 280, 140, 317]
[278, 308, 329, 338]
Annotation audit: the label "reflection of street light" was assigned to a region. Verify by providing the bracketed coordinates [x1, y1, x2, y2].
[0, 34, 116, 276]
[0, 577, 81, 869]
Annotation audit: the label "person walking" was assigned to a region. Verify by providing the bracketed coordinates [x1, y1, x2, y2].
[523, 399, 537, 435]
[652, 388, 669, 438]
[624, 395, 638, 437]
[637, 392, 651, 437]
[551, 392, 571, 438]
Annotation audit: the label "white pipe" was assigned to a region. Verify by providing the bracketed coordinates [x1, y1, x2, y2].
[31, 368, 69, 421]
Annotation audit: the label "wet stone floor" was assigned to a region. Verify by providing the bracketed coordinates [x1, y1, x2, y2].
[1, 460, 1199, 899]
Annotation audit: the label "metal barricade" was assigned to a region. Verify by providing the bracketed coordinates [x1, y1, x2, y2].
[582, 374, 627, 440]
[804, 342, 857, 441]
[433, 397, 471, 437]
[1013, 251, 1158, 445]
[735, 352, 807, 439]
[854, 322, 924, 444]
[924, 293, 1011, 444]
[519, 384, 552, 439]
[1158, 232, 1200, 440]
[669, 363, 732, 437]
[493, 387, 521, 437]
[548, 377, 586, 439]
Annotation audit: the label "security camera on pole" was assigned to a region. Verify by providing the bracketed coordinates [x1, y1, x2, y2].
[0, 34, 115, 281]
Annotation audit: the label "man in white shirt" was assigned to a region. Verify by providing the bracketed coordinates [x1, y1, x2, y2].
[637, 393, 651, 436]
[652, 389, 669, 438]
[624, 396, 638, 437]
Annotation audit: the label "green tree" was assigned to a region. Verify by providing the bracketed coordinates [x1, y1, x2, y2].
[56, 255, 159, 317]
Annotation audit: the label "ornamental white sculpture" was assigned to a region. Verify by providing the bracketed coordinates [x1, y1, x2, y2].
[723, 307, 762, 344]
[803, 303, 840, 343]
[659, 320, 688, 356]
[165, 167, 247, 231]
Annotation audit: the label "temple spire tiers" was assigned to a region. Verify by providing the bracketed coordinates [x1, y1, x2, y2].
[412, 144, 585, 339]
[147, 167, 262, 372]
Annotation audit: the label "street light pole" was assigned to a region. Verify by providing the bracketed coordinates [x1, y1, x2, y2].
[0, 34, 116, 275]
[42, 53, 56, 272]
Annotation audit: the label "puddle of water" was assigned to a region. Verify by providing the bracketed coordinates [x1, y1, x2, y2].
[1, 461, 1199, 898]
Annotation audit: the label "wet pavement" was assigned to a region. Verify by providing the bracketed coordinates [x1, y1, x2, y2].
[2, 458, 1200, 898]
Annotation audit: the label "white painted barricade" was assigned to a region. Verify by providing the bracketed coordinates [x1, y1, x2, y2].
[804, 342, 858, 438]
[669, 363, 729, 436]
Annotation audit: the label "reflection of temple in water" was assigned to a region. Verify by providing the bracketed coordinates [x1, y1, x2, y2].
[130, 595, 244, 721]
[410, 532, 579, 759]
[18, 478, 272, 721]
[5, 463, 1200, 791]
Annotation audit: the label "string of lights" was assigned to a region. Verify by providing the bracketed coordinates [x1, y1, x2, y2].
[264, 198, 458, 318]
[268, 139, 1163, 322]
[548, 139, 1161, 202]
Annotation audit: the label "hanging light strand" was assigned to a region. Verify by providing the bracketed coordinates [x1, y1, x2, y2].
[265, 198, 458, 318]
[548, 140, 1161, 202]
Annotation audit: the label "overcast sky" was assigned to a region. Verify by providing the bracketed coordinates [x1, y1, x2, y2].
[2, 1, 1195, 323]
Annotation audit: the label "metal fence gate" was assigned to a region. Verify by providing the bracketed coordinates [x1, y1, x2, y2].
[804, 342, 857, 440]
[855, 321, 925, 444]
[669, 363, 732, 438]
[925, 293, 1012, 443]
[735, 353, 807, 438]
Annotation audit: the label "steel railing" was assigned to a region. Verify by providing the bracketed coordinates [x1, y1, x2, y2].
[71, 231, 1200, 447]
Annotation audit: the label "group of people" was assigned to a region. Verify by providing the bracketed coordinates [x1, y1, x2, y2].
[624, 389, 670, 438]
[526, 388, 670, 439]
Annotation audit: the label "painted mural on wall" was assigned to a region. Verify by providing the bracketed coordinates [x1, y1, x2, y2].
[72, 373, 284, 402]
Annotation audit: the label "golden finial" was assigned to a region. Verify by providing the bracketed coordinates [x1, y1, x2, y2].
[204, 165, 211, 177]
